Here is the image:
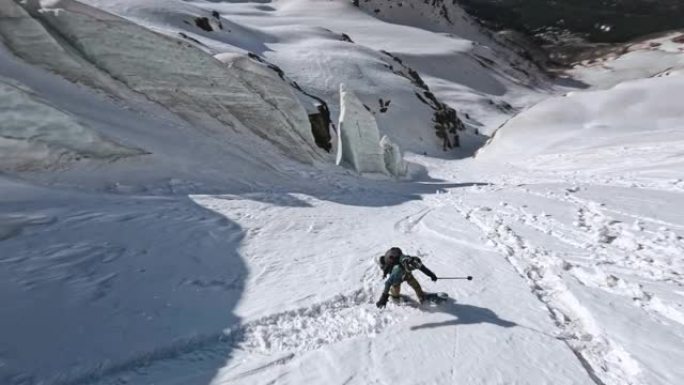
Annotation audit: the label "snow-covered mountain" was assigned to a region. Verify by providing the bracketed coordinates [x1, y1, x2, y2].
[1, 0, 553, 183]
[1, 1, 683, 385]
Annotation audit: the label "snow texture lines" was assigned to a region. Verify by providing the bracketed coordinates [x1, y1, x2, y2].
[458, 202, 643, 385]
[0, 213, 55, 241]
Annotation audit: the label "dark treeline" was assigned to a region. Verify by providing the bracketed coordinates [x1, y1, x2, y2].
[456, 0, 684, 43]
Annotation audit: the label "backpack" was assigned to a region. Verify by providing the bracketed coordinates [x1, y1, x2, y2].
[377, 253, 423, 278]
[399, 255, 423, 272]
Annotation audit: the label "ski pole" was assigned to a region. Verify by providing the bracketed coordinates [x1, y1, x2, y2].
[438, 276, 473, 280]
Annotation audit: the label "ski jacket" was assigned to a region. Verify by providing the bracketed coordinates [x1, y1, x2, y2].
[382, 255, 436, 293]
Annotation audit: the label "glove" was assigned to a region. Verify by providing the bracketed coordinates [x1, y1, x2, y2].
[430, 274, 438, 282]
[376, 293, 389, 308]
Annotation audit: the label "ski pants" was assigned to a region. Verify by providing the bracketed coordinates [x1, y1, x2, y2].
[389, 272, 425, 301]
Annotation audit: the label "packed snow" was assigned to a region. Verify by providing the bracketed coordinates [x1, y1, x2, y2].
[1, 1, 683, 385]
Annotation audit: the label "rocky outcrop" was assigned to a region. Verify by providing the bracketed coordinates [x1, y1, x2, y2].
[381, 51, 466, 150]
[245, 52, 334, 153]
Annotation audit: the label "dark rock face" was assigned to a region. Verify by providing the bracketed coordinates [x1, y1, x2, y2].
[308, 105, 333, 153]
[378, 98, 390, 113]
[194, 12, 223, 32]
[340, 33, 354, 43]
[247, 52, 333, 153]
[381, 50, 466, 150]
[194, 17, 213, 32]
[293, 85, 333, 153]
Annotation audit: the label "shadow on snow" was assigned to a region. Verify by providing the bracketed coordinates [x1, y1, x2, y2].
[409, 297, 517, 331]
[0, 193, 247, 385]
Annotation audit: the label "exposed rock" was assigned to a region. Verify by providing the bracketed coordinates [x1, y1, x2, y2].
[308, 103, 333, 152]
[378, 98, 391, 113]
[178, 32, 204, 46]
[213, 11, 224, 30]
[246, 52, 332, 152]
[194, 17, 212, 32]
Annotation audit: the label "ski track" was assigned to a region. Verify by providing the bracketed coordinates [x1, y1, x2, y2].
[423, 190, 644, 385]
[229, 288, 402, 355]
[420, 173, 684, 383]
[490, 191, 684, 326]
[211, 261, 408, 383]
[54, 263, 403, 385]
[233, 260, 394, 356]
[46, 289, 405, 385]
[467, 206, 641, 385]
[394, 207, 433, 234]
[518, 187, 684, 286]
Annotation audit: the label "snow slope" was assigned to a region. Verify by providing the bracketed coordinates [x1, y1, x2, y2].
[570, 32, 684, 88]
[1, 1, 683, 385]
[479, 33, 684, 186]
[478, 75, 684, 176]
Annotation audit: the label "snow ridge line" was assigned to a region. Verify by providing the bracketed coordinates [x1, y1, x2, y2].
[457, 204, 643, 385]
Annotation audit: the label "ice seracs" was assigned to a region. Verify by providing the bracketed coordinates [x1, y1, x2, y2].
[2, 0, 324, 166]
[0, 79, 144, 172]
[336, 84, 406, 177]
[380, 135, 407, 177]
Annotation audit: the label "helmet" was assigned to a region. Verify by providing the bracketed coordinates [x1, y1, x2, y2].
[384, 247, 403, 264]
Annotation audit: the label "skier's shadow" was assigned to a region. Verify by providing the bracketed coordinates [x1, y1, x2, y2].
[408, 297, 517, 330]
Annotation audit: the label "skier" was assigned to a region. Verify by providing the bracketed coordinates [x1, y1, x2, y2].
[376, 247, 438, 308]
